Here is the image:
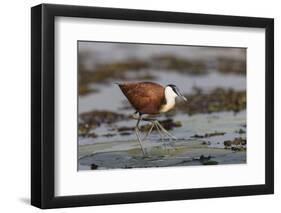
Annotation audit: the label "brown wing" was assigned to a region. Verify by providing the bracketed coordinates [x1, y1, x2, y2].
[118, 82, 165, 114]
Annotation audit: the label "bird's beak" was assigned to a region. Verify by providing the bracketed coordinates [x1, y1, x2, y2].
[181, 95, 187, 102]
[175, 89, 187, 102]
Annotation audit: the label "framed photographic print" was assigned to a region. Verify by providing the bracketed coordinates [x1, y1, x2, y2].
[31, 3, 274, 209]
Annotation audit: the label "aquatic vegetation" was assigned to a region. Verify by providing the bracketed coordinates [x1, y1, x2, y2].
[216, 57, 246, 75]
[87, 132, 98, 138]
[236, 128, 246, 134]
[78, 123, 92, 137]
[116, 119, 182, 135]
[79, 84, 92, 95]
[93, 59, 150, 82]
[201, 160, 219, 165]
[117, 126, 134, 132]
[79, 110, 128, 136]
[223, 140, 232, 147]
[79, 54, 248, 95]
[101, 133, 117, 137]
[119, 132, 131, 136]
[192, 155, 218, 165]
[79, 110, 183, 138]
[91, 163, 98, 170]
[191, 131, 225, 138]
[79, 60, 152, 95]
[140, 119, 182, 131]
[151, 54, 207, 75]
[231, 146, 246, 151]
[80, 110, 128, 126]
[224, 137, 246, 151]
[178, 88, 246, 114]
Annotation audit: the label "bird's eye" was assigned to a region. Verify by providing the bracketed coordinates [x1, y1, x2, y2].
[172, 88, 179, 96]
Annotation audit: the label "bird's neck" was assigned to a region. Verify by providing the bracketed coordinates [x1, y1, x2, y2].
[159, 90, 176, 113]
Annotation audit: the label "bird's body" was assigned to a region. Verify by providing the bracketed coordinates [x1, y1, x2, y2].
[117, 81, 187, 155]
[118, 82, 165, 114]
[118, 82, 180, 115]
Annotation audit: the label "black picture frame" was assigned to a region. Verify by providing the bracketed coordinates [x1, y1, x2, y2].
[31, 3, 274, 209]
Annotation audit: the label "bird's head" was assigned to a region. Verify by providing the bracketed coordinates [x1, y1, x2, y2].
[165, 84, 187, 102]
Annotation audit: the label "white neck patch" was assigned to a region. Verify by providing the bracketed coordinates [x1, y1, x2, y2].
[159, 87, 177, 112]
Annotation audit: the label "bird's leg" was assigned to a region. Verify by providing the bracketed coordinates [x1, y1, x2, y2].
[154, 121, 164, 141]
[141, 117, 177, 140]
[154, 121, 177, 153]
[135, 128, 145, 155]
[154, 120, 177, 140]
[140, 117, 164, 141]
[142, 122, 155, 141]
[135, 115, 146, 155]
[153, 120, 169, 152]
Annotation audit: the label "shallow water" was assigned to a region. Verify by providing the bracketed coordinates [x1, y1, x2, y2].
[79, 144, 246, 170]
[78, 42, 246, 170]
[79, 111, 246, 146]
[78, 111, 246, 170]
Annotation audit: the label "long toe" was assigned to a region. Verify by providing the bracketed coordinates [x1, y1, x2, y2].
[135, 127, 146, 155]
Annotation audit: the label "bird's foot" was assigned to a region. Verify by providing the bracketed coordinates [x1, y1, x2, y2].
[135, 127, 146, 156]
[153, 120, 178, 141]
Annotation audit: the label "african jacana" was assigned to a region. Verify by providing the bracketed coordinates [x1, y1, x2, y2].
[117, 82, 187, 155]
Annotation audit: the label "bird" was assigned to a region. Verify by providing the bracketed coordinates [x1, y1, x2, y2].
[117, 82, 187, 155]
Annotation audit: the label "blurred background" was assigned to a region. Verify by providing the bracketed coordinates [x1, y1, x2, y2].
[78, 41, 246, 170]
